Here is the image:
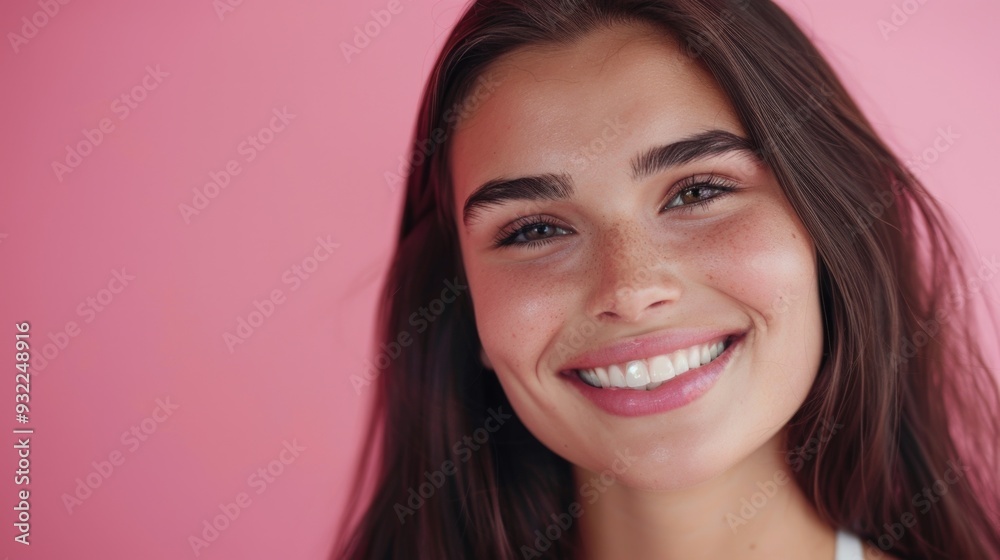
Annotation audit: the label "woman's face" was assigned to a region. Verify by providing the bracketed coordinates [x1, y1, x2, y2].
[449, 23, 824, 490]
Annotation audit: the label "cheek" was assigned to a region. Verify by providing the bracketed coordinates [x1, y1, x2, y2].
[694, 202, 817, 325]
[692, 200, 824, 409]
[465, 257, 573, 378]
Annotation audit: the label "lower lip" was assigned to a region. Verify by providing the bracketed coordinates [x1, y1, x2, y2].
[564, 334, 743, 417]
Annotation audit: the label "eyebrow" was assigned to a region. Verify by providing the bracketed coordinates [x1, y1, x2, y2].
[461, 129, 758, 227]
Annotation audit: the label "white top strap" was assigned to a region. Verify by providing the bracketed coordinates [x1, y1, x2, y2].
[835, 529, 865, 560]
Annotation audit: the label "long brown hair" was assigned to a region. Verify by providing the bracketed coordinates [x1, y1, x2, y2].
[334, 1, 1000, 558]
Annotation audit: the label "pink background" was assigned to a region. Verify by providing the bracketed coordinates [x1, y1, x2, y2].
[0, 0, 997, 558]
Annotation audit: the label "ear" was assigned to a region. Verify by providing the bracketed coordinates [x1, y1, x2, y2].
[479, 347, 494, 370]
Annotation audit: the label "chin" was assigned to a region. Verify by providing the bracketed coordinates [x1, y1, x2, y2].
[567, 426, 776, 494]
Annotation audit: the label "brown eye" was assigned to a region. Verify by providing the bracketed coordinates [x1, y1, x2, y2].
[664, 183, 733, 210]
[495, 217, 573, 248]
[663, 173, 742, 212]
[522, 223, 558, 241]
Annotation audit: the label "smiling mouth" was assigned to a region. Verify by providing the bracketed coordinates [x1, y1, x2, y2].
[568, 335, 735, 391]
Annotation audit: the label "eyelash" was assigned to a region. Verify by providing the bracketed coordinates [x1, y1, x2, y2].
[492, 174, 740, 249]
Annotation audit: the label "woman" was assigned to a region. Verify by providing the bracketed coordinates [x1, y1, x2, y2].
[336, 0, 1000, 558]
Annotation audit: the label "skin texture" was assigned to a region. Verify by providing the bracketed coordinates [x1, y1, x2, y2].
[447, 22, 883, 559]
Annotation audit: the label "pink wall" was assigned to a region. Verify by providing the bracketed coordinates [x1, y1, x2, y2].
[0, 0, 996, 558]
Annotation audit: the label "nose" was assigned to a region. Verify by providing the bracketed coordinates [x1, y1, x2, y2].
[587, 224, 682, 323]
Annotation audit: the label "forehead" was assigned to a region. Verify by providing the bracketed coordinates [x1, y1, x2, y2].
[448, 22, 743, 214]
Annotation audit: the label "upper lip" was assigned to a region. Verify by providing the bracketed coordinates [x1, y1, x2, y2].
[557, 327, 745, 372]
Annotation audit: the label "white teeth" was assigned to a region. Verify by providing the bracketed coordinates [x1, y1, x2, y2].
[687, 346, 701, 369]
[624, 360, 650, 388]
[576, 338, 731, 390]
[594, 367, 610, 388]
[608, 364, 626, 387]
[673, 352, 689, 375]
[580, 369, 601, 387]
[648, 354, 675, 383]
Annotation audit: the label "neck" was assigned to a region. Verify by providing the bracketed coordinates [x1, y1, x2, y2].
[573, 431, 836, 560]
